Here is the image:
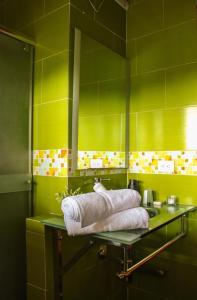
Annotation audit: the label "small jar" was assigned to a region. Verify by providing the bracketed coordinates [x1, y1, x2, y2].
[167, 195, 177, 206]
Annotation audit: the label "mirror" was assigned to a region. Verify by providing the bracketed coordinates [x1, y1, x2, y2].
[72, 28, 129, 170]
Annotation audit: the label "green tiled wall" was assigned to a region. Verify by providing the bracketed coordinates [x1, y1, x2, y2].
[127, 0, 197, 298]
[128, 0, 197, 198]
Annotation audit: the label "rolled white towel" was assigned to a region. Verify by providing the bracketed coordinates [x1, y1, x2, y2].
[64, 207, 149, 236]
[61, 189, 141, 228]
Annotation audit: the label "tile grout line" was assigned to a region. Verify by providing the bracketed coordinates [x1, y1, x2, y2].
[130, 59, 197, 77]
[127, 18, 196, 41]
[129, 104, 197, 115]
[70, 3, 126, 42]
[18, 3, 70, 31]
[34, 97, 71, 107]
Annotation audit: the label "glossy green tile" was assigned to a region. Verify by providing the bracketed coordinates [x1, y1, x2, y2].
[130, 71, 165, 112]
[95, 0, 126, 38]
[42, 51, 69, 102]
[70, 6, 124, 56]
[166, 217, 197, 266]
[99, 78, 128, 115]
[71, 0, 94, 17]
[136, 108, 189, 150]
[166, 63, 197, 107]
[81, 44, 127, 84]
[26, 217, 46, 234]
[127, 39, 137, 77]
[79, 83, 99, 116]
[129, 113, 137, 151]
[127, 0, 163, 39]
[137, 20, 197, 73]
[26, 231, 46, 288]
[33, 100, 68, 149]
[128, 173, 197, 206]
[5, 0, 44, 29]
[45, 0, 69, 13]
[137, 30, 167, 73]
[27, 284, 46, 300]
[113, 34, 126, 57]
[78, 114, 123, 151]
[164, 0, 196, 27]
[22, 5, 69, 60]
[33, 175, 67, 215]
[33, 60, 42, 105]
[133, 257, 197, 300]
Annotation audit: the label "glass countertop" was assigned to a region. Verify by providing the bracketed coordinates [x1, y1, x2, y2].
[41, 205, 195, 246]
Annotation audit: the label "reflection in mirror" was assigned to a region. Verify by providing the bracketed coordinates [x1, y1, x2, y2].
[72, 28, 129, 170]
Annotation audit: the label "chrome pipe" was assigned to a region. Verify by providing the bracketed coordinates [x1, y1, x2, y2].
[117, 232, 185, 279]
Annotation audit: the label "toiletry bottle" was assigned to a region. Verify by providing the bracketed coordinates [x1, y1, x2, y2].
[128, 179, 140, 193]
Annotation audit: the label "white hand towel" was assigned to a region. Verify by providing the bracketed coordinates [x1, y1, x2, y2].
[97, 189, 141, 216]
[64, 207, 149, 236]
[61, 189, 141, 227]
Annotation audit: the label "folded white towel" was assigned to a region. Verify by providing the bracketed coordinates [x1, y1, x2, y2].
[64, 207, 149, 236]
[61, 189, 141, 227]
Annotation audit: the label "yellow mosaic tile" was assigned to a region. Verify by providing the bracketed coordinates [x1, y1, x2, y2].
[129, 151, 197, 176]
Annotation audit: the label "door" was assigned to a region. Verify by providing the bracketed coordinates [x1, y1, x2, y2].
[0, 32, 33, 300]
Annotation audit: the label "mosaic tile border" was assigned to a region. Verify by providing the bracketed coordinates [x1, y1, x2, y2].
[78, 151, 125, 169]
[33, 149, 70, 177]
[129, 151, 197, 176]
[33, 149, 197, 177]
[33, 149, 126, 177]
